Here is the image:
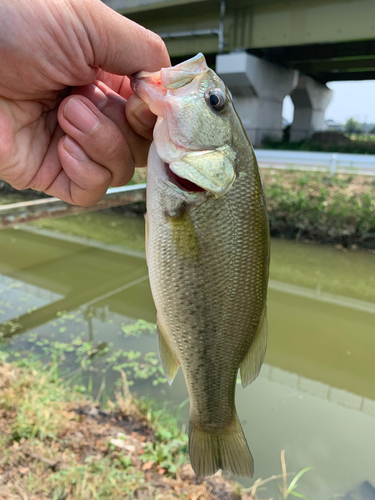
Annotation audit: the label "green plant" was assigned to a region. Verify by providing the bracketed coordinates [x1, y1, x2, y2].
[5, 317, 167, 392]
[4, 362, 79, 441]
[46, 457, 144, 499]
[247, 450, 313, 500]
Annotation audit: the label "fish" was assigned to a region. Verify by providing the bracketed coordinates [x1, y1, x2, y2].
[131, 53, 270, 478]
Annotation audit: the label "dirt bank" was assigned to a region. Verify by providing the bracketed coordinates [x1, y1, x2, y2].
[0, 360, 256, 500]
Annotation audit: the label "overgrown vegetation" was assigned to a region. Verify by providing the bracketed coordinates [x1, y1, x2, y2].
[262, 170, 375, 247]
[263, 130, 375, 154]
[2, 156, 375, 253]
[2, 153, 375, 248]
[0, 353, 187, 499]
[0, 352, 313, 499]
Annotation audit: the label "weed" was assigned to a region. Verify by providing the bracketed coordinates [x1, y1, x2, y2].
[46, 458, 144, 499]
[4, 317, 167, 395]
[0, 359, 80, 441]
[262, 169, 375, 246]
[0, 356, 317, 500]
[246, 450, 312, 500]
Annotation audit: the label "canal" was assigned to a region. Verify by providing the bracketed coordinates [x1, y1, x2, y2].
[1, 209, 374, 499]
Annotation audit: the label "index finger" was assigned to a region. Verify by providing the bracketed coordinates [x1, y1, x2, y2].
[81, 0, 171, 75]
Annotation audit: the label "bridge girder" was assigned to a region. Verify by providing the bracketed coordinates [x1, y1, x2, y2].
[103, 0, 375, 83]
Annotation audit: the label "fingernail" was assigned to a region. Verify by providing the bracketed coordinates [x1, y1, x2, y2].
[88, 83, 108, 109]
[64, 136, 89, 161]
[64, 98, 99, 133]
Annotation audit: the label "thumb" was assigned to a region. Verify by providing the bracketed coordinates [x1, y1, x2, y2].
[79, 0, 170, 75]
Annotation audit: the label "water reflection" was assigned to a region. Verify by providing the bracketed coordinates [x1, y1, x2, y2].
[261, 363, 375, 417]
[0, 274, 64, 322]
[269, 279, 375, 315]
[1, 218, 375, 498]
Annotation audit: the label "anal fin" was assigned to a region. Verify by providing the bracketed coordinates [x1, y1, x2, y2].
[157, 322, 180, 385]
[240, 309, 268, 388]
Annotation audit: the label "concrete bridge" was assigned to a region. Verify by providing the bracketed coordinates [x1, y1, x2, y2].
[103, 0, 375, 145]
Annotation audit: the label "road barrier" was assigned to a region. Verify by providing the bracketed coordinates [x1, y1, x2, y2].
[254, 149, 375, 176]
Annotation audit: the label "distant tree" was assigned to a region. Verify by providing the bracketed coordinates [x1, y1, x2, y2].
[369, 125, 375, 134]
[344, 117, 363, 134]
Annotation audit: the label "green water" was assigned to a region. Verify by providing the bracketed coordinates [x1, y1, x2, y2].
[1, 210, 375, 499]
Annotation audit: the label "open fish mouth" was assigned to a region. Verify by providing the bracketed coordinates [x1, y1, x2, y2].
[165, 150, 236, 198]
[165, 163, 206, 193]
[132, 53, 237, 198]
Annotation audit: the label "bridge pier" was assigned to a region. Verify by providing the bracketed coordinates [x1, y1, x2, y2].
[216, 52, 298, 147]
[290, 76, 333, 142]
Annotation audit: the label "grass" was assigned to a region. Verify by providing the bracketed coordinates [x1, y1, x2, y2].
[0, 350, 315, 500]
[246, 450, 313, 500]
[262, 169, 375, 247]
[346, 133, 375, 142]
[0, 352, 185, 499]
[0, 352, 82, 441]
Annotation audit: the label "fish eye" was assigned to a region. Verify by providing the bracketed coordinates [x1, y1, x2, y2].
[205, 89, 226, 112]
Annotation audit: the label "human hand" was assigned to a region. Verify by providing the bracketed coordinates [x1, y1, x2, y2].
[0, 0, 169, 205]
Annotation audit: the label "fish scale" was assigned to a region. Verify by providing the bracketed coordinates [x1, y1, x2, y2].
[132, 53, 269, 478]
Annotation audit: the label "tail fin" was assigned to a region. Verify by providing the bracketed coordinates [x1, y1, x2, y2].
[188, 413, 254, 478]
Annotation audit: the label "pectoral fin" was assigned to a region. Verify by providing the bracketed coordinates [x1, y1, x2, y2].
[240, 310, 268, 388]
[157, 322, 180, 385]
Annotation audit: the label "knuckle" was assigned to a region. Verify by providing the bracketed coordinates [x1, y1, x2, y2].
[74, 196, 100, 207]
[101, 134, 126, 164]
[112, 165, 134, 187]
[78, 161, 112, 189]
[85, 118, 126, 166]
[7, 178, 28, 191]
[93, 166, 111, 187]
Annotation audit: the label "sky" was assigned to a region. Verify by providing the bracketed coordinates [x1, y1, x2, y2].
[282, 80, 375, 125]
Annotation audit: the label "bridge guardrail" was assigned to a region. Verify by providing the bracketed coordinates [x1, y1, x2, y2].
[0, 184, 147, 229]
[254, 149, 375, 176]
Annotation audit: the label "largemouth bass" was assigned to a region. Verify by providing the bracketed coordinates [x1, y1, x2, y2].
[131, 53, 270, 478]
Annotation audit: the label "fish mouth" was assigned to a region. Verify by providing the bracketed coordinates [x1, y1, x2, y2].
[165, 163, 206, 193]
